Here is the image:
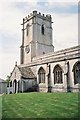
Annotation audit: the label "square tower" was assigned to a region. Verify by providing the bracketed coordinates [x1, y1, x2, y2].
[20, 11, 54, 64]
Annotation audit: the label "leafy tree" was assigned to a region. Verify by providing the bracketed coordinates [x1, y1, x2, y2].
[6, 75, 10, 87]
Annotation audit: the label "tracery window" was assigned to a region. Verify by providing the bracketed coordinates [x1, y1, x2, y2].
[38, 67, 45, 83]
[73, 62, 80, 84]
[53, 65, 63, 84]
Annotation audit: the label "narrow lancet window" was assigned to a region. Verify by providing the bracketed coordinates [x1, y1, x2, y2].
[42, 24, 44, 35]
[26, 24, 29, 36]
[38, 67, 45, 83]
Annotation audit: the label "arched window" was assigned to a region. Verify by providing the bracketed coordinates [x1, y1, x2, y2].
[53, 65, 63, 84]
[41, 24, 44, 35]
[38, 67, 45, 83]
[73, 61, 80, 84]
[26, 24, 29, 36]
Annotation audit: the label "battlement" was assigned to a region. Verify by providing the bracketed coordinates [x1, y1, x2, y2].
[23, 10, 52, 23]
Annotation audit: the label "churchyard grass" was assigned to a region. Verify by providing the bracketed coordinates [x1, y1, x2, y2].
[0, 95, 2, 120]
[2, 92, 79, 118]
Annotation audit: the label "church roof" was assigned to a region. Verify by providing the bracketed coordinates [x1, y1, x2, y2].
[0, 78, 6, 83]
[18, 66, 36, 79]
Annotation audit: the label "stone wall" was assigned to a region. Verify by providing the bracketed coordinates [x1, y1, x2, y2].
[20, 45, 80, 92]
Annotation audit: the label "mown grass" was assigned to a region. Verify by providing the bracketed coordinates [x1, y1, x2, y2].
[0, 95, 2, 120]
[2, 92, 79, 118]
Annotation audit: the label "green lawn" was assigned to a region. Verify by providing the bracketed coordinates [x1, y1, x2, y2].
[2, 92, 79, 118]
[0, 95, 2, 120]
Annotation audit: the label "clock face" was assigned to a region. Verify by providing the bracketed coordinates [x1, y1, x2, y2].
[25, 45, 30, 54]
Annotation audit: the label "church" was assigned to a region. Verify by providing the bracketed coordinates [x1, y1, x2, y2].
[8, 11, 80, 94]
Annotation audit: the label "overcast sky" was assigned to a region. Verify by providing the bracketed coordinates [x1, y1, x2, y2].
[0, 0, 78, 80]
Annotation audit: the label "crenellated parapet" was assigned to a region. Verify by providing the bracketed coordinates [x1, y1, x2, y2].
[22, 10, 52, 24]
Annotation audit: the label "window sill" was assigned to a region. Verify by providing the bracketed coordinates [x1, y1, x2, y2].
[54, 83, 63, 85]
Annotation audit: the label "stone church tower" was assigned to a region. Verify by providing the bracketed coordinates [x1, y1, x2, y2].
[20, 11, 54, 64]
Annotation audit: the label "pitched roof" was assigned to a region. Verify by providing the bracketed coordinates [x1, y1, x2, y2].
[0, 78, 6, 83]
[18, 66, 36, 79]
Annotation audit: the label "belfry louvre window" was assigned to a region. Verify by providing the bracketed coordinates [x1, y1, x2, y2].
[41, 24, 44, 35]
[53, 65, 63, 84]
[38, 67, 45, 83]
[73, 61, 80, 84]
[26, 24, 29, 36]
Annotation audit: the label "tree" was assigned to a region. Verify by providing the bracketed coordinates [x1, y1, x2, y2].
[6, 75, 10, 87]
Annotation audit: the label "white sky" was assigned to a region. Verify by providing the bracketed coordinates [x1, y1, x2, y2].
[0, 0, 79, 79]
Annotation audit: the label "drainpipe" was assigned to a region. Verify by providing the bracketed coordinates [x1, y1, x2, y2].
[22, 80, 24, 93]
[65, 61, 70, 92]
[46, 63, 51, 92]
